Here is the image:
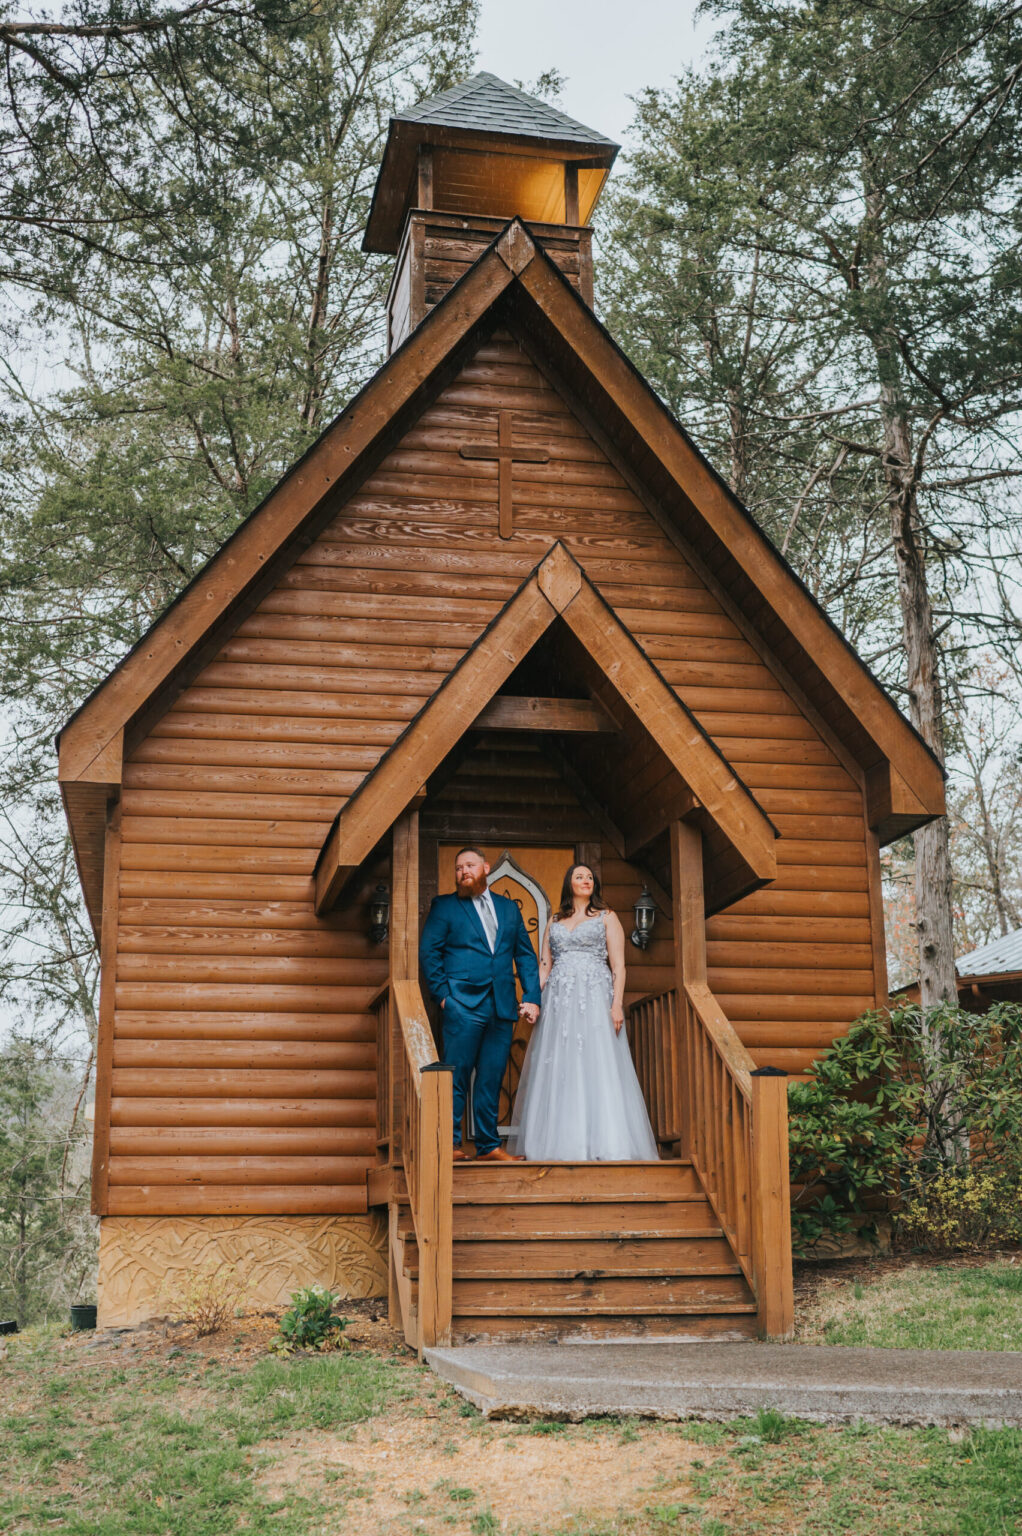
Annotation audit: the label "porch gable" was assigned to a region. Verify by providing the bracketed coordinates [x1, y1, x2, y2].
[314, 544, 777, 917]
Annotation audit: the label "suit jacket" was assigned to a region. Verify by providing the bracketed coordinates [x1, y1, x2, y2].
[419, 891, 541, 1021]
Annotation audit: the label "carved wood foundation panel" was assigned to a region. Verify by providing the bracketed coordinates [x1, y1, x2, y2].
[97, 1214, 387, 1328]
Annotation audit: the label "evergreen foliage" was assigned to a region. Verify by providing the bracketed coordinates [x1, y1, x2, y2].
[271, 1286, 350, 1354]
[0, 0, 477, 1321]
[788, 1001, 1022, 1253]
[601, 0, 1022, 997]
[0, 1039, 95, 1324]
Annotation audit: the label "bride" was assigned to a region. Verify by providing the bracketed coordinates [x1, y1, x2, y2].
[505, 863, 659, 1161]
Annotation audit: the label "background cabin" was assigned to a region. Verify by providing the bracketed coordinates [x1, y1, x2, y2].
[897, 926, 1022, 1012]
[57, 73, 946, 1344]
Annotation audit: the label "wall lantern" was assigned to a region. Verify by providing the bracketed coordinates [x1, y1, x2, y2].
[368, 883, 390, 944]
[631, 887, 656, 950]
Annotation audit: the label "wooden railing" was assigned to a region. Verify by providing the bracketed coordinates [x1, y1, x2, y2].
[371, 984, 392, 1162]
[627, 988, 682, 1148]
[628, 984, 794, 1339]
[391, 979, 453, 1353]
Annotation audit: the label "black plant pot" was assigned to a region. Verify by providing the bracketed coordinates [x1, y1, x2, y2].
[70, 1304, 97, 1332]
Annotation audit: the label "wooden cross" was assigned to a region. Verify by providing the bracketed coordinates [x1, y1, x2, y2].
[459, 410, 549, 539]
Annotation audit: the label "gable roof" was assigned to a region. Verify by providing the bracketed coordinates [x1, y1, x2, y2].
[394, 72, 618, 149]
[57, 219, 946, 934]
[313, 543, 778, 915]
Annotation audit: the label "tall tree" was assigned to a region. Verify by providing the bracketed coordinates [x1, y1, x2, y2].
[599, 70, 898, 652]
[602, 0, 1022, 1003]
[0, 0, 477, 1062]
[0, 1039, 94, 1324]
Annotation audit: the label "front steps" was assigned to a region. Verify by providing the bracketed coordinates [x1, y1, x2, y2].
[389, 1159, 756, 1345]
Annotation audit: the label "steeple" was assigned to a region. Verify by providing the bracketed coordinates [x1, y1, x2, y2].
[366, 72, 619, 352]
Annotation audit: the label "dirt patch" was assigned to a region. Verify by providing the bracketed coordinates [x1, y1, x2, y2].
[258, 1410, 703, 1534]
[59, 1296, 404, 1369]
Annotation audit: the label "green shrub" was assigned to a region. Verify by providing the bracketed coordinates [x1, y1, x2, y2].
[270, 1286, 349, 1355]
[788, 1000, 1022, 1255]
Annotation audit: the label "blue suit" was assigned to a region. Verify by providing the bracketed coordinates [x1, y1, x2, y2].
[419, 891, 541, 1154]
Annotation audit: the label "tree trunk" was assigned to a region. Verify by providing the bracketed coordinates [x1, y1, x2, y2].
[726, 386, 749, 502]
[962, 740, 1013, 938]
[892, 498, 956, 1006]
[17, 1201, 27, 1325]
[863, 190, 957, 1008]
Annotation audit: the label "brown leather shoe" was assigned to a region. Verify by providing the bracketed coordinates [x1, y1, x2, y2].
[475, 1147, 524, 1163]
[452, 1147, 472, 1162]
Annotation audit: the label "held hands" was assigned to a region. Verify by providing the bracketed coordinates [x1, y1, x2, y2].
[519, 1001, 540, 1024]
[612, 1003, 625, 1034]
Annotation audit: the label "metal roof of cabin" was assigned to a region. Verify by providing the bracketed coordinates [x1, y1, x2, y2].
[957, 925, 1022, 978]
[394, 72, 619, 150]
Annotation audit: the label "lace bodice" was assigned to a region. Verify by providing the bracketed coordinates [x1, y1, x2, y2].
[547, 913, 611, 987]
[550, 911, 609, 955]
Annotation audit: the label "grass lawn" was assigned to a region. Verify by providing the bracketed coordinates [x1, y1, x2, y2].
[795, 1257, 1022, 1351]
[3, 1309, 1022, 1536]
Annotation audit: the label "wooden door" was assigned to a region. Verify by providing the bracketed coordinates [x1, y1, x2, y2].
[437, 843, 574, 1127]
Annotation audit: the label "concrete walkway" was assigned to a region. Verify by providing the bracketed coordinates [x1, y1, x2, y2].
[425, 1342, 1022, 1427]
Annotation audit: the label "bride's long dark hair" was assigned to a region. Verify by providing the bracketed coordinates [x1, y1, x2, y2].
[554, 863, 608, 921]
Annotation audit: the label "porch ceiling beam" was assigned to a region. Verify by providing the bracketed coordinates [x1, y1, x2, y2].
[623, 785, 698, 862]
[474, 695, 617, 733]
[544, 740, 674, 921]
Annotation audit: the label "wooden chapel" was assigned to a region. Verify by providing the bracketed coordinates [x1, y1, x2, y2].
[58, 73, 947, 1345]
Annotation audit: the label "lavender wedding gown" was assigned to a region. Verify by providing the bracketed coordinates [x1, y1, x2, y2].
[505, 913, 659, 1161]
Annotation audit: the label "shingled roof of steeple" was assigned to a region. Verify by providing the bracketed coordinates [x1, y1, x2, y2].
[394, 71, 619, 149]
[364, 72, 619, 252]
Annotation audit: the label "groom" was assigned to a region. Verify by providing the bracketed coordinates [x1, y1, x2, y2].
[419, 847, 541, 1162]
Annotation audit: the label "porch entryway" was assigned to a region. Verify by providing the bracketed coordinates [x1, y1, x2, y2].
[365, 769, 791, 1352]
[312, 546, 793, 1352]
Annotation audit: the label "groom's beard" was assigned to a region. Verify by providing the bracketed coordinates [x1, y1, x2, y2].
[456, 872, 488, 899]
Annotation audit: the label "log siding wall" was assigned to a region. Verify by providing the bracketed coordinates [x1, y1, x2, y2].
[109, 329, 878, 1214]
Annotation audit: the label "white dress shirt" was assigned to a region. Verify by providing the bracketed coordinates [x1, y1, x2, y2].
[473, 888, 499, 952]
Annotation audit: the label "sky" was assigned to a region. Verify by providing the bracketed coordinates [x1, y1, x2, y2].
[475, 0, 718, 147]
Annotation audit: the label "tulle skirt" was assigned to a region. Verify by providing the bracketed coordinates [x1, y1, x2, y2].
[505, 955, 659, 1161]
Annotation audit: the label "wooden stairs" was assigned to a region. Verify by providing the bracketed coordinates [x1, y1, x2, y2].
[374, 966, 793, 1354]
[387, 1158, 757, 1346]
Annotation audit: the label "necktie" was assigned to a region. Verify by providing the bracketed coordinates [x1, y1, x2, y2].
[479, 896, 497, 950]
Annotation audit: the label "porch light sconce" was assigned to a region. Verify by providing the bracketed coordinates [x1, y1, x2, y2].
[368, 883, 390, 945]
[631, 887, 656, 950]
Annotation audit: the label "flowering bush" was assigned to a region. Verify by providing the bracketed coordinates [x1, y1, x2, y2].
[898, 1167, 1022, 1253]
[788, 1000, 1022, 1255]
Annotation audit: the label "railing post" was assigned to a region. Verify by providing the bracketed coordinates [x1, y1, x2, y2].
[750, 1068, 794, 1340]
[389, 808, 420, 1166]
[416, 1062, 453, 1356]
[671, 819, 704, 1161]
